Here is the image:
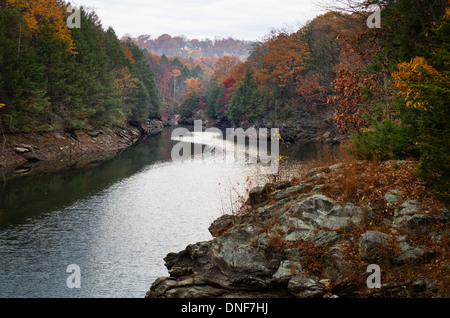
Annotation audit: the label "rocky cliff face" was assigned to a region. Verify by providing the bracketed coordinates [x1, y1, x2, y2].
[178, 107, 346, 145]
[146, 164, 448, 298]
[271, 110, 344, 145]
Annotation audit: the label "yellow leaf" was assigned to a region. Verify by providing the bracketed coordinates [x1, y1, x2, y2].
[7, 0, 77, 53]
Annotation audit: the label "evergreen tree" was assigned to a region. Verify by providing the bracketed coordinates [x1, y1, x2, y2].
[205, 81, 222, 118]
[0, 3, 162, 132]
[226, 68, 261, 124]
[181, 65, 192, 78]
[160, 53, 169, 64]
[191, 65, 203, 79]
[65, 8, 119, 128]
[123, 40, 162, 119]
[178, 94, 200, 118]
[172, 57, 183, 69]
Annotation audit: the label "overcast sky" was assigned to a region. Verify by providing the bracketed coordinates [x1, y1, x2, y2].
[74, 0, 327, 41]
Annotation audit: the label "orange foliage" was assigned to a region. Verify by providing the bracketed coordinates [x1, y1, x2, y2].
[147, 51, 160, 65]
[114, 66, 139, 101]
[184, 78, 203, 97]
[171, 69, 181, 78]
[7, 0, 76, 53]
[261, 31, 308, 89]
[213, 56, 240, 84]
[121, 44, 135, 64]
[392, 57, 439, 110]
[328, 16, 385, 134]
[198, 63, 214, 78]
[230, 61, 250, 86]
[297, 72, 327, 107]
[329, 69, 378, 133]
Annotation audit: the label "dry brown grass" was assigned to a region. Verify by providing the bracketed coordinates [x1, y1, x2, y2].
[220, 140, 449, 296]
[277, 141, 448, 296]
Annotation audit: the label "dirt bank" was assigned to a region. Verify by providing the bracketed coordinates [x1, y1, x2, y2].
[0, 119, 164, 180]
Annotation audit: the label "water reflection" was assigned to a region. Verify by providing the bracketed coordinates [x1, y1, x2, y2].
[0, 128, 338, 298]
[0, 129, 175, 229]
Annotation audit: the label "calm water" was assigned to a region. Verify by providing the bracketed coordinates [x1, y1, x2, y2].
[0, 128, 335, 298]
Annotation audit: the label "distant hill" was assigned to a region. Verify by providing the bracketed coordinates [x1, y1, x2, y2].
[124, 34, 254, 60]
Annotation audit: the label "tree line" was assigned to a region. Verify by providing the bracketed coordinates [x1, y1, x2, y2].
[0, 0, 162, 133]
[170, 0, 449, 204]
[0, 0, 447, 203]
[131, 34, 253, 60]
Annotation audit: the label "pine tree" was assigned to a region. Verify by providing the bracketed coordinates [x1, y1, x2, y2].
[205, 81, 222, 118]
[0, 3, 162, 132]
[182, 65, 192, 78]
[160, 53, 169, 64]
[226, 68, 261, 124]
[123, 40, 162, 119]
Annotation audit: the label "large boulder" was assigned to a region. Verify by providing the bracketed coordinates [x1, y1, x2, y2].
[359, 231, 392, 262]
[208, 214, 234, 238]
[247, 181, 292, 206]
[287, 276, 324, 298]
[289, 195, 364, 230]
[396, 242, 436, 264]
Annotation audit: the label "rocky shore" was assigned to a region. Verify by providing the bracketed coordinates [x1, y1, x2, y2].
[177, 107, 345, 145]
[0, 119, 164, 180]
[146, 162, 449, 298]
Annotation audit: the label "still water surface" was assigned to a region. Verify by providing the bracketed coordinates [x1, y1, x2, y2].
[0, 128, 333, 298]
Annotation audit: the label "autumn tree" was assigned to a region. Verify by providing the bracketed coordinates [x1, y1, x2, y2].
[121, 44, 135, 64]
[178, 77, 204, 118]
[391, 8, 450, 203]
[220, 77, 237, 105]
[329, 0, 449, 203]
[326, 11, 385, 134]
[230, 61, 250, 85]
[6, 0, 76, 54]
[114, 66, 139, 101]
[297, 72, 327, 109]
[0, 4, 161, 132]
[184, 78, 203, 97]
[213, 56, 240, 85]
[259, 30, 309, 98]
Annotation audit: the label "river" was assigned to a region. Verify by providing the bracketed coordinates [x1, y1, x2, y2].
[0, 127, 337, 298]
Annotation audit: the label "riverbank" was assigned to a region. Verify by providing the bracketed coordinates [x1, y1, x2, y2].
[0, 119, 164, 180]
[177, 106, 346, 145]
[146, 159, 449, 298]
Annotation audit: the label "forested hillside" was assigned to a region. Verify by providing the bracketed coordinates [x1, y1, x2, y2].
[143, 51, 216, 113]
[150, 0, 448, 203]
[0, 0, 447, 204]
[0, 0, 162, 133]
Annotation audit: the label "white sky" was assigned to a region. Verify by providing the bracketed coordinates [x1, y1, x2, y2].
[73, 0, 327, 41]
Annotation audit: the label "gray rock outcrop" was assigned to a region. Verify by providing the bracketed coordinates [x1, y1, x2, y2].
[146, 188, 367, 298]
[146, 166, 445, 298]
